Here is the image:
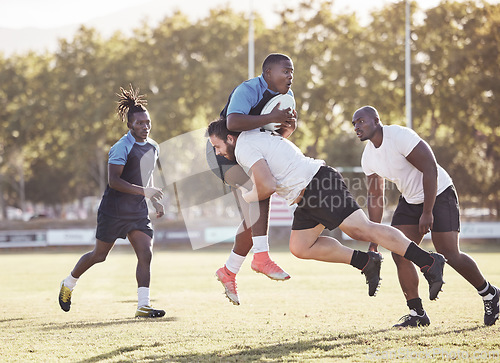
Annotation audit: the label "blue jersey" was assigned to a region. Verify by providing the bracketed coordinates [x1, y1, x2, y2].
[98, 131, 159, 219]
[226, 74, 294, 117]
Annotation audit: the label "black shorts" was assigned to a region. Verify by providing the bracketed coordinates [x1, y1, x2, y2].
[95, 211, 153, 243]
[292, 166, 361, 231]
[391, 185, 460, 232]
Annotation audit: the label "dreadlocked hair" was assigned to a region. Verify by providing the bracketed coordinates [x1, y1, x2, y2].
[116, 84, 148, 123]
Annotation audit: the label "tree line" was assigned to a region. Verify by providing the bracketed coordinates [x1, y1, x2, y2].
[0, 0, 498, 219]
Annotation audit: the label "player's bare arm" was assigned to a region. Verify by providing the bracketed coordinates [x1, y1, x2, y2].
[405, 141, 438, 235]
[366, 173, 385, 252]
[238, 159, 276, 203]
[227, 103, 297, 134]
[108, 163, 163, 201]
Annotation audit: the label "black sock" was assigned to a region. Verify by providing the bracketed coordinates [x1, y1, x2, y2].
[350, 250, 369, 270]
[403, 242, 433, 269]
[407, 298, 425, 315]
[477, 281, 495, 297]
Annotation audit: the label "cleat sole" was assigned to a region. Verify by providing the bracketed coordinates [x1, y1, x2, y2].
[215, 273, 240, 306]
[251, 267, 291, 281]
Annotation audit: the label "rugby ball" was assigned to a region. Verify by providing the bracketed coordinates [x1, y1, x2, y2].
[260, 93, 296, 131]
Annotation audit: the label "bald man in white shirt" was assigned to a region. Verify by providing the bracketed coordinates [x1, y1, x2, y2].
[352, 105, 499, 327]
[207, 118, 447, 303]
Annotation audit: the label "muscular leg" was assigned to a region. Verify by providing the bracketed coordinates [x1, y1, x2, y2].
[339, 210, 412, 256]
[59, 239, 114, 312]
[289, 224, 354, 263]
[432, 231, 486, 288]
[128, 230, 166, 315]
[225, 165, 257, 255]
[128, 230, 153, 287]
[214, 168, 273, 304]
[392, 225, 424, 300]
[232, 219, 253, 256]
[224, 164, 271, 252]
[249, 198, 270, 237]
[71, 239, 115, 278]
[217, 165, 287, 288]
[290, 210, 415, 262]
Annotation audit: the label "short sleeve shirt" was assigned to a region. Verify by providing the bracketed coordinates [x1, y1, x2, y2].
[98, 131, 159, 219]
[361, 125, 453, 204]
[227, 75, 294, 119]
[235, 129, 324, 205]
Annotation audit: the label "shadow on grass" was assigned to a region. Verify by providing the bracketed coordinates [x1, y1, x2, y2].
[41, 317, 178, 331]
[77, 344, 145, 363]
[0, 318, 25, 324]
[134, 325, 488, 362]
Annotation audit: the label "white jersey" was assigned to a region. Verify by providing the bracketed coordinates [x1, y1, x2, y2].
[361, 125, 453, 204]
[235, 129, 325, 205]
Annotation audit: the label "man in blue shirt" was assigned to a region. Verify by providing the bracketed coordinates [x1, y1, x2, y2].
[58, 85, 166, 318]
[207, 53, 297, 305]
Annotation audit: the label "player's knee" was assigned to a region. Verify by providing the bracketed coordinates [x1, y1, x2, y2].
[92, 252, 108, 263]
[138, 248, 153, 264]
[435, 245, 459, 261]
[437, 249, 460, 267]
[289, 240, 307, 259]
[290, 247, 307, 259]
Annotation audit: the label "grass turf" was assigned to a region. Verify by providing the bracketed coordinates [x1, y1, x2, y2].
[0, 244, 499, 362]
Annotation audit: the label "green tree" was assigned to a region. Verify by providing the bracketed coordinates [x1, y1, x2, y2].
[0, 0, 498, 219]
[413, 0, 500, 215]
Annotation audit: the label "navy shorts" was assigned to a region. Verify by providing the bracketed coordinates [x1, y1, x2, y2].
[391, 185, 460, 232]
[292, 166, 361, 231]
[95, 211, 153, 243]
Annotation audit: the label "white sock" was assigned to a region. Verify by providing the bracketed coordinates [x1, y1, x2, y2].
[137, 287, 150, 308]
[252, 235, 269, 253]
[225, 251, 246, 274]
[477, 281, 490, 295]
[63, 273, 79, 290]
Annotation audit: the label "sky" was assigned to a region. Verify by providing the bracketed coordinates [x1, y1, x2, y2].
[2, 0, 498, 55]
[1, 0, 448, 29]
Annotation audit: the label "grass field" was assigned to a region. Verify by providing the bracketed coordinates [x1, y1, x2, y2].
[1, 243, 499, 362]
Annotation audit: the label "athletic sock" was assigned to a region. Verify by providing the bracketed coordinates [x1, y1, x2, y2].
[225, 251, 246, 274]
[252, 235, 269, 253]
[63, 273, 79, 290]
[222, 266, 236, 277]
[403, 242, 434, 269]
[407, 298, 425, 316]
[477, 281, 496, 299]
[137, 287, 150, 308]
[350, 250, 370, 270]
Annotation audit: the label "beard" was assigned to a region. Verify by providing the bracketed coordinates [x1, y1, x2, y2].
[224, 142, 236, 161]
